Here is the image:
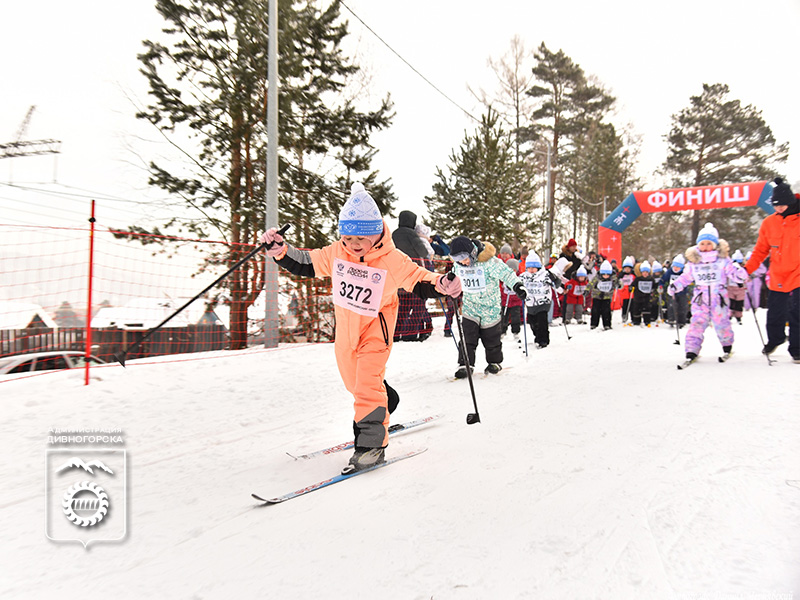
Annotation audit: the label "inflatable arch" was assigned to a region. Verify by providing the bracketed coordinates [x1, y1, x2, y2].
[597, 181, 776, 264]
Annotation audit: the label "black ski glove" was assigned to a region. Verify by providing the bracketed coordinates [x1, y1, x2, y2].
[513, 282, 527, 301]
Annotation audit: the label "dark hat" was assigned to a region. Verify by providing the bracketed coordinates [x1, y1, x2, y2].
[449, 236, 475, 257]
[770, 177, 796, 206]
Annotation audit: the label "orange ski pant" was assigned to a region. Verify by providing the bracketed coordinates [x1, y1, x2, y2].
[334, 314, 395, 449]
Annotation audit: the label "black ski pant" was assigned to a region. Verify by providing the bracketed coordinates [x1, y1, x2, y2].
[590, 298, 612, 328]
[528, 309, 550, 346]
[766, 287, 799, 356]
[631, 299, 652, 325]
[502, 305, 521, 334]
[667, 293, 689, 327]
[458, 318, 503, 367]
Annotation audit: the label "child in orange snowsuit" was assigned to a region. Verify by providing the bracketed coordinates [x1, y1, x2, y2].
[260, 183, 462, 474]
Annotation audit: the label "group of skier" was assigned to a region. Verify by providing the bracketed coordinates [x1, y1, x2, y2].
[260, 177, 799, 474]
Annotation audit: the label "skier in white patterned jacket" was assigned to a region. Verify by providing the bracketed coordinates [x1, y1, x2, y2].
[448, 235, 526, 378]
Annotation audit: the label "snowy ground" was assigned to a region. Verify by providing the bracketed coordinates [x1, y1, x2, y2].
[1, 310, 799, 600]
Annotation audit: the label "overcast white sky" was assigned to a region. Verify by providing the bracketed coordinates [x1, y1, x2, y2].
[1, 0, 799, 233]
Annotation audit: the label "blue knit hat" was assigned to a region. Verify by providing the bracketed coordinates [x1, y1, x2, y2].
[599, 260, 612, 275]
[640, 260, 651, 273]
[696, 222, 719, 246]
[732, 249, 744, 263]
[525, 251, 542, 269]
[576, 265, 587, 278]
[672, 253, 685, 269]
[652, 260, 663, 273]
[338, 183, 383, 236]
[622, 256, 634, 268]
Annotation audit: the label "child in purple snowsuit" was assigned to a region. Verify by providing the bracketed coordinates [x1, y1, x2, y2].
[668, 223, 747, 360]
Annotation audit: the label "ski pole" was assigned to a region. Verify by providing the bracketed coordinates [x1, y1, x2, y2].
[745, 288, 773, 366]
[555, 294, 571, 341]
[522, 303, 529, 357]
[446, 273, 480, 425]
[113, 224, 291, 366]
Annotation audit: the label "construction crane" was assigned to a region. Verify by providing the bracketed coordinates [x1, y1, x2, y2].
[0, 106, 61, 159]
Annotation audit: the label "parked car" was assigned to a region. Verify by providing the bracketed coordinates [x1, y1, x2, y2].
[0, 351, 107, 378]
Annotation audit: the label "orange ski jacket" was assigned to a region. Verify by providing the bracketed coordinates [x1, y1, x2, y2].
[745, 211, 800, 292]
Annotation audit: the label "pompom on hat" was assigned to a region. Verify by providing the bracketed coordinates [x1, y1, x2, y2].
[338, 183, 383, 236]
[525, 252, 543, 269]
[696, 222, 719, 246]
[599, 260, 613, 275]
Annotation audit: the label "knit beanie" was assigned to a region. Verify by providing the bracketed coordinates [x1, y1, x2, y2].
[622, 256, 634, 268]
[338, 183, 383, 236]
[640, 260, 651, 273]
[770, 177, 796, 206]
[567, 238, 577, 248]
[576, 265, 587, 278]
[506, 258, 519, 272]
[525, 252, 543, 269]
[672, 253, 685, 269]
[450, 236, 477, 265]
[696, 222, 719, 246]
[599, 260, 613, 275]
[499, 243, 512, 256]
[652, 260, 663, 273]
[731, 249, 744, 263]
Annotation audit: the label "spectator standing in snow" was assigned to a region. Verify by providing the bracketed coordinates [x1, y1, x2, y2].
[392, 210, 433, 342]
[743, 177, 800, 362]
[260, 183, 462, 474]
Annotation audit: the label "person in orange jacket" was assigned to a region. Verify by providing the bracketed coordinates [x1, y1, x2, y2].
[260, 183, 463, 473]
[744, 177, 800, 362]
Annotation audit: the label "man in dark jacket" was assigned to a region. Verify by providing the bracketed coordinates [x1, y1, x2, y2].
[392, 210, 433, 341]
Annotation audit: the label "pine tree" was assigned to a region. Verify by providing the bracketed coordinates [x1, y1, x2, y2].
[664, 83, 788, 247]
[523, 43, 616, 253]
[424, 110, 533, 247]
[134, 0, 394, 348]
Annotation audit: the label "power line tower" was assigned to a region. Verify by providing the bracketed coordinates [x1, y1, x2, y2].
[0, 106, 61, 159]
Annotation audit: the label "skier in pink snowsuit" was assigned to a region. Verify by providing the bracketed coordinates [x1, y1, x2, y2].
[668, 223, 747, 361]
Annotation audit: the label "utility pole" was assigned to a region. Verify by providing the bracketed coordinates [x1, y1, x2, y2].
[263, 0, 280, 348]
[0, 107, 61, 180]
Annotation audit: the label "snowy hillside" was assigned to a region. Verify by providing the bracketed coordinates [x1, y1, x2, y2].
[1, 312, 799, 599]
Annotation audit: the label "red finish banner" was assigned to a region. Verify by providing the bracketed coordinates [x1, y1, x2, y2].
[632, 181, 768, 213]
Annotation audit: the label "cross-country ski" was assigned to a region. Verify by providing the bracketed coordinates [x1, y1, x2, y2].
[253, 449, 427, 504]
[286, 415, 442, 460]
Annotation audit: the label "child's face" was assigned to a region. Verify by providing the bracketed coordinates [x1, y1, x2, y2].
[697, 240, 716, 251]
[623, 266, 632, 273]
[527, 266, 538, 273]
[600, 273, 610, 279]
[774, 204, 788, 214]
[672, 265, 682, 273]
[342, 234, 380, 257]
[577, 276, 587, 283]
